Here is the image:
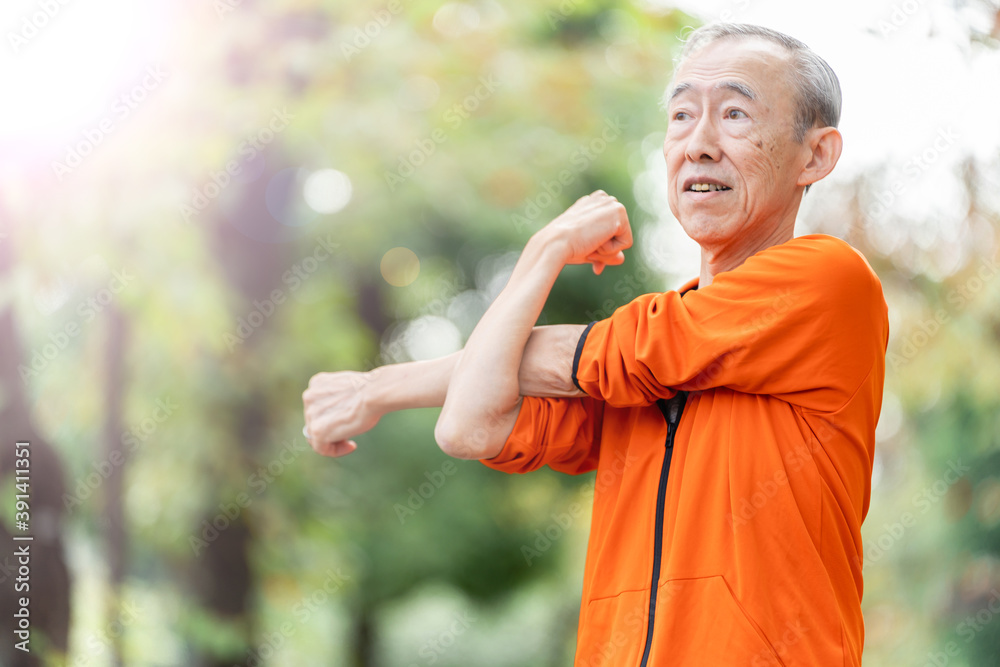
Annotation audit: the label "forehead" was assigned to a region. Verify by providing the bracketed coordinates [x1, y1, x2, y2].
[670, 38, 795, 104]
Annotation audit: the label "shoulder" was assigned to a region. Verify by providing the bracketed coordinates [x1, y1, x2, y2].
[747, 234, 883, 299]
[750, 233, 870, 272]
[789, 233, 877, 273]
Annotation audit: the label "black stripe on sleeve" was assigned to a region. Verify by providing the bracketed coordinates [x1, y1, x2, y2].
[571, 320, 598, 393]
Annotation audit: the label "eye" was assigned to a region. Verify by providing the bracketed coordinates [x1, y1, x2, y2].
[671, 110, 690, 121]
[725, 108, 748, 120]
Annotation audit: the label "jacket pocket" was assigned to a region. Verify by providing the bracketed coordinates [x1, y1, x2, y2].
[576, 588, 648, 667]
[648, 575, 786, 666]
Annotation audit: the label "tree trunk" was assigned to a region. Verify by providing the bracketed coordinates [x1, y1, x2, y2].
[101, 305, 128, 667]
[0, 204, 72, 666]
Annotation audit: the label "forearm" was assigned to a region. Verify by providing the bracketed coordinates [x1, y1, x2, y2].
[305, 327, 582, 459]
[364, 324, 583, 412]
[367, 351, 461, 413]
[518, 324, 587, 397]
[436, 236, 571, 458]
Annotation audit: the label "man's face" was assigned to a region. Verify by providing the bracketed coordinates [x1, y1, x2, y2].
[663, 38, 810, 249]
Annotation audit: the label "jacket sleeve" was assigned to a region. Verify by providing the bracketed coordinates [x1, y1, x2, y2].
[572, 235, 889, 413]
[479, 395, 605, 475]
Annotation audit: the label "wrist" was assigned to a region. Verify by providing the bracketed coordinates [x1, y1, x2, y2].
[525, 230, 570, 271]
[363, 367, 390, 415]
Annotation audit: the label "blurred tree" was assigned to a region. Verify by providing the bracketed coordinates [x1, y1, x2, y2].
[0, 206, 71, 666]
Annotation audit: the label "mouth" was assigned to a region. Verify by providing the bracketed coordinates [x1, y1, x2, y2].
[682, 177, 732, 200]
[687, 183, 731, 192]
[683, 176, 732, 193]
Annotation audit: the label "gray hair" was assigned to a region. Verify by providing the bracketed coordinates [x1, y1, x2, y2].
[663, 24, 841, 192]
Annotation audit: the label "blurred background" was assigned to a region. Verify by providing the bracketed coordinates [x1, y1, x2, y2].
[0, 0, 998, 665]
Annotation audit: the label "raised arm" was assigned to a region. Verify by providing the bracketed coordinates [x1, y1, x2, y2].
[434, 190, 631, 460]
[303, 190, 631, 459]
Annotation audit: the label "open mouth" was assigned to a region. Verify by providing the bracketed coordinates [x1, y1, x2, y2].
[687, 183, 731, 192]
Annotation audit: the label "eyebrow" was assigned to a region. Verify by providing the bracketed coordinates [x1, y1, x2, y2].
[667, 80, 757, 104]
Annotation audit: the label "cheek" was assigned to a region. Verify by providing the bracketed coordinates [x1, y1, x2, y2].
[663, 140, 679, 165]
[738, 134, 784, 193]
[663, 143, 683, 182]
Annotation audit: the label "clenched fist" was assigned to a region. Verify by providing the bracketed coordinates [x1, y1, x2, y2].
[302, 370, 380, 458]
[539, 190, 633, 275]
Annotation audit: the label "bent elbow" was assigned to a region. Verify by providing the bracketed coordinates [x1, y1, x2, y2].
[434, 420, 472, 459]
[434, 418, 500, 460]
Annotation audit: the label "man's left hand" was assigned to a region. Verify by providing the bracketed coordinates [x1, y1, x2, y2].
[535, 189, 633, 275]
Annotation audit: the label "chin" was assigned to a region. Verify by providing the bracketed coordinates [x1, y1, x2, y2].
[678, 216, 734, 247]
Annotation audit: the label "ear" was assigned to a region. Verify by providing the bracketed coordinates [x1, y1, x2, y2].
[797, 126, 843, 188]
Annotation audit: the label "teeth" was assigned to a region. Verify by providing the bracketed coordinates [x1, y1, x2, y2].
[690, 183, 730, 192]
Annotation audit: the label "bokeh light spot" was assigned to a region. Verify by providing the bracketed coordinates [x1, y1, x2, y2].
[381, 247, 420, 287]
[401, 316, 462, 361]
[432, 3, 480, 38]
[303, 168, 352, 215]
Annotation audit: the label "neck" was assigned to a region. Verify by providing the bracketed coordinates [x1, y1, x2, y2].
[698, 222, 794, 288]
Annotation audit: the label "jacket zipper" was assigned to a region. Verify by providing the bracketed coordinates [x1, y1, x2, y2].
[638, 391, 688, 667]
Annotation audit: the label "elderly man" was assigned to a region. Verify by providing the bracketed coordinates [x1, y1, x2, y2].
[304, 22, 887, 666]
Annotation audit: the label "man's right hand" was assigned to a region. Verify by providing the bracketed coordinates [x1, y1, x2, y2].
[300, 327, 587, 461]
[303, 370, 380, 458]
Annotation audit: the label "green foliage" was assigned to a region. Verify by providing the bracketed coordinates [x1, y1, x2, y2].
[5, 0, 998, 665]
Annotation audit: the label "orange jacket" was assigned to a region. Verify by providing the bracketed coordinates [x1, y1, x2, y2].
[482, 234, 888, 666]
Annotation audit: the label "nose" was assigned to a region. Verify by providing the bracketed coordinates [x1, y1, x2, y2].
[684, 113, 721, 163]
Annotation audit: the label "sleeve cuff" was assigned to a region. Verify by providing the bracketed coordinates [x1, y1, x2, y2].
[479, 397, 533, 470]
[571, 321, 598, 393]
